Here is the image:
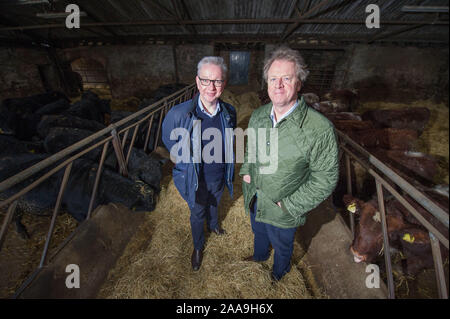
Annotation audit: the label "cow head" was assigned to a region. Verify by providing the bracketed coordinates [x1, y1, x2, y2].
[398, 227, 435, 275]
[343, 195, 384, 263]
[343, 194, 408, 264]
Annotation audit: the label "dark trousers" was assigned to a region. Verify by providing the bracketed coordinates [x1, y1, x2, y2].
[190, 178, 225, 250]
[250, 199, 297, 280]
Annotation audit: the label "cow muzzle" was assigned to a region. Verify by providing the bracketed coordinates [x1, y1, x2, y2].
[350, 246, 366, 263]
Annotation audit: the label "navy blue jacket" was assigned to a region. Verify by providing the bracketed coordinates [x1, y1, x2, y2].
[162, 93, 237, 209]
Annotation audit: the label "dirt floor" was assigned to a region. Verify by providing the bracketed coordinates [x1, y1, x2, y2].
[0, 212, 78, 298]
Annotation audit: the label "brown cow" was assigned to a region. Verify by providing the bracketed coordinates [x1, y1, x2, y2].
[343, 195, 406, 264]
[325, 112, 363, 122]
[311, 100, 350, 114]
[342, 193, 448, 275]
[347, 128, 419, 151]
[361, 107, 430, 135]
[302, 92, 320, 105]
[323, 89, 359, 112]
[368, 149, 440, 186]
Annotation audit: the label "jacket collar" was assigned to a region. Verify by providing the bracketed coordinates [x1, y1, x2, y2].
[188, 93, 232, 123]
[265, 96, 308, 128]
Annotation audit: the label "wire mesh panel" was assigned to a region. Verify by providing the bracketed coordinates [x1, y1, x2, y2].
[229, 51, 250, 85]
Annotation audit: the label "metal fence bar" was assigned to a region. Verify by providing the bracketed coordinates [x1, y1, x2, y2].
[345, 153, 355, 237]
[111, 129, 128, 177]
[338, 131, 448, 227]
[341, 144, 449, 248]
[121, 129, 130, 152]
[0, 135, 114, 211]
[0, 201, 18, 251]
[39, 162, 73, 268]
[0, 83, 197, 298]
[126, 123, 140, 165]
[375, 180, 395, 299]
[87, 141, 110, 220]
[429, 232, 448, 299]
[0, 84, 196, 194]
[143, 114, 155, 153]
[339, 134, 449, 300]
[153, 104, 166, 152]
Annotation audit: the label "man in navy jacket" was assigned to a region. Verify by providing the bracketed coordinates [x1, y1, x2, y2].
[162, 56, 236, 271]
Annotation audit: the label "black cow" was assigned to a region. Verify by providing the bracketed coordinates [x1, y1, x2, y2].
[1, 154, 157, 239]
[66, 90, 111, 125]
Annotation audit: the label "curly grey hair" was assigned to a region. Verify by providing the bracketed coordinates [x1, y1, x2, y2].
[197, 56, 228, 78]
[263, 46, 309, 83]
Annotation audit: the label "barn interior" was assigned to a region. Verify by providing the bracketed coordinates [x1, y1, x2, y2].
[0, 0, 448, 301]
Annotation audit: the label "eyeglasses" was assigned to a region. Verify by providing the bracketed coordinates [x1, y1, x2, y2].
[198, 77, 225, 87]
[268, 76, 296, 86]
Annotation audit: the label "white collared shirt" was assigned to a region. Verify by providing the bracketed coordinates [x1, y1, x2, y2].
[270, 99, 299, 127]
[198, 96, 221, 118]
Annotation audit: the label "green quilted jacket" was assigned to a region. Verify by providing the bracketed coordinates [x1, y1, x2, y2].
[239, 97, 339, 228]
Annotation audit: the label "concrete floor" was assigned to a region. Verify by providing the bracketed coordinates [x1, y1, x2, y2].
[296, 197, 388, 299]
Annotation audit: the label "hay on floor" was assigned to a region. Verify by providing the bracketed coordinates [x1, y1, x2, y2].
[97, 170, 320, 299]
[97, 90, 322, 299]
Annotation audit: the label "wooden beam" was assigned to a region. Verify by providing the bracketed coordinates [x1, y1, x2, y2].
[367, 24, 426, 44]
[0, 17, 447, 32]
[170, 0, 196, 35]
[282, 0, 330, 40]
[78, 4, 119, 37]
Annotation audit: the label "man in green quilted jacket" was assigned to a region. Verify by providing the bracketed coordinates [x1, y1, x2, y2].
[240, 46, 339, 281]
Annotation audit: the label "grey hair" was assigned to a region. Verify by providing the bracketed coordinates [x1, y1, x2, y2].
[263, 46, 309, 83]
[197, 56, 228, 78]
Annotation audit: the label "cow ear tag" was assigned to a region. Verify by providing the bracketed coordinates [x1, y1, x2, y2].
[402, 233, 415, 243]
[347, 202, 356, 213]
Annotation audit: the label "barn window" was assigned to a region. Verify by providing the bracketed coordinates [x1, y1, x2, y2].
[70, 58, 111, 93]
[229, 51, 250, 85]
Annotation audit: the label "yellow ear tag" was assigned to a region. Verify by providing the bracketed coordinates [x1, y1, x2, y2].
[347, 202, 356, 213]
[402, 233, 415, 243]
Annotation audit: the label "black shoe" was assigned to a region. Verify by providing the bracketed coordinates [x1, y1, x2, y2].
[209, 227, 226, 235]
[243, 255, 268, 263]
[270, 273, 280, 285]
[243, 255, 259, 262]
[191, 249, 203, 271]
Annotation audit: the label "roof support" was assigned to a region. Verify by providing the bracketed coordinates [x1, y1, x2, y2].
[282, 0, 329, 40]
[1, 17, 447, 32]
[170, 0, 197, 35]
[366, 24, 426, 44]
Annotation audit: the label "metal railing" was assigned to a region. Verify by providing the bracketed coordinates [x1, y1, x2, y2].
[337, 130, 449, 299]
[0, 83, 197, 297]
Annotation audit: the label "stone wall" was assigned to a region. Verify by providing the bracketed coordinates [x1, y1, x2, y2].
[62, 44, 214, 99]
[0, 47, 50, 100]
[334, 44, 449, 103]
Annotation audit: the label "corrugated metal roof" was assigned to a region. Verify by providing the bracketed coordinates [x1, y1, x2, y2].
[0, 0, 448, 46]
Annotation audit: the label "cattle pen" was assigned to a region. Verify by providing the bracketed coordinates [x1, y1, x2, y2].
[0, 84, 197, 297]
[0, 84, 448, 299]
